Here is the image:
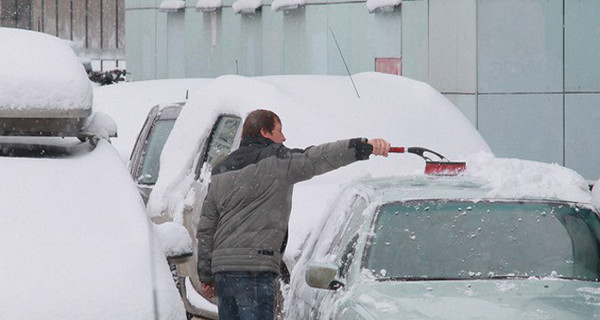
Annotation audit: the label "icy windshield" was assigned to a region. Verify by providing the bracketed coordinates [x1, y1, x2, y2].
[366, 200, 600, 282]
[138, 119, 176, 185]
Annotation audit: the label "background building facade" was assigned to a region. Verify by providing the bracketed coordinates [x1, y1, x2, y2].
[0, 0, 126, 71]
[2, 0, 597, 182]
[126, 0, 599, 182]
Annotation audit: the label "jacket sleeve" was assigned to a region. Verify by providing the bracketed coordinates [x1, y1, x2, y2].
[283, 138, 372, 184]
[196, 186, 219, 284]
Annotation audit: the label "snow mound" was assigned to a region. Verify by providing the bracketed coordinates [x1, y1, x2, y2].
[0, 28, 92, 117]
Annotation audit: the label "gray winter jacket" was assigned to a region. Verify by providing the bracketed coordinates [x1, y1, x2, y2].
[196, 136, 373, 283]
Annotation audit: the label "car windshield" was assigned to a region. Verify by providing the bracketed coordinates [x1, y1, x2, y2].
[366, 200, 600, 282]
[138, 119, 176, 184]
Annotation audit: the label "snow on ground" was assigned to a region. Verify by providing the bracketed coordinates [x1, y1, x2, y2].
[0, 28, 92, 116]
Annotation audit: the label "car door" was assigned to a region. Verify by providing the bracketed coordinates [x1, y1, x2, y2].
[173, 114, 242, 318]
[298, 191, 369, 319]
[129, 103, 183, 203]
[129, 104, 159, 177]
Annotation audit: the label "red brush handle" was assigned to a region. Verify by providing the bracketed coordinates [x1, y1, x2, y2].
[389, 147, 405, 153]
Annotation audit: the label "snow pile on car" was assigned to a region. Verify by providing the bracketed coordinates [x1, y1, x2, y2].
[466, 152, 592, 204]
[0, 27, 92, 117]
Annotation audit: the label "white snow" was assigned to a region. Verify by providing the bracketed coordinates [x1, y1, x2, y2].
[82, 111, 118, 139]
[271, 0, 305, 11]
[196, 0, 223, 11]
[185, 278, 219, 313]
[465, 152, 592, 203]
[593, 181, 600, 210]
[232, 0, 262, 14]
[0, 139, 185, 319]
[366, 0, 401, 13]
[155, 222, 193, 258]
[159, 0, 186, 11]
[0, 28, 92, 117]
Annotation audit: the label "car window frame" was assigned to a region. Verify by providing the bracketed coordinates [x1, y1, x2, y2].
[193, 114, 242, 181]
[129, 104, 159, 177]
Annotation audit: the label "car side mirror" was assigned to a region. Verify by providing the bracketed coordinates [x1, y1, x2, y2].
[154, 221, 193, 261]
[305, 262, 345, 290]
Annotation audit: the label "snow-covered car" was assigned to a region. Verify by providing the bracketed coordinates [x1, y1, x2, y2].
[0, 136, 191, 320]
[138, 73, 492, 318]
[286, 158, 600, 319]
[0, 27, 189, 320]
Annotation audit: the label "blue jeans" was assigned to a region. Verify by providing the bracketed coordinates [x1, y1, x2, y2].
[214, 271, 276, 320]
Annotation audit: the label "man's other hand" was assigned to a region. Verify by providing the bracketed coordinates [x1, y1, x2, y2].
[201, 282, 217, 299]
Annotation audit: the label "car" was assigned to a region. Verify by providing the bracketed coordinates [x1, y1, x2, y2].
[284, 158, 600, 319]
[0, 27, 190, 320]
[130, 73, 492, 318]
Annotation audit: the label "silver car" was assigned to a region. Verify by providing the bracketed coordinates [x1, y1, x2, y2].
[287, 175, 600, 319]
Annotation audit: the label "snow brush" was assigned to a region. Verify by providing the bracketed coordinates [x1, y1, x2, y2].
[389, 146, 467, 176]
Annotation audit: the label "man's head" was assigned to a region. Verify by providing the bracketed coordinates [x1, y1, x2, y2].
[242, 109, 286, 143]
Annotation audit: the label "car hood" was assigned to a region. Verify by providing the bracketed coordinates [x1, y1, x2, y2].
[339, 279, 600, 319]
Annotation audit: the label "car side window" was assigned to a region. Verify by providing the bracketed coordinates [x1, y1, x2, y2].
[326, 194, 368, 256]
[339, 234, 359, 278]
[137, 119, 176, 184]
[203, 115, 241, 170]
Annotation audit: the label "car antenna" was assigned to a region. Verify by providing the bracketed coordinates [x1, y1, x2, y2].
[329, 27, 360, 98]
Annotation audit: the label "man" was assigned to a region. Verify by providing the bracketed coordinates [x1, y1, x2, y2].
[197, 109, 390, 320]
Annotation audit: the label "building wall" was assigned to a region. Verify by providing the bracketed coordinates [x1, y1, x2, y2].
[125, 0, 402, 80]
[402, 0, 600, 182]
[125, 0, 600, 181]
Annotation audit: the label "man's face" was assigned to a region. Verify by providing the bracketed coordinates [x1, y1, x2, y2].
[261, 120, 286, 143]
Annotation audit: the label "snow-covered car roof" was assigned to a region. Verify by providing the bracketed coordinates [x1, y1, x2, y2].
[0, 138, 185, 319]
[0, 28, 92, 118]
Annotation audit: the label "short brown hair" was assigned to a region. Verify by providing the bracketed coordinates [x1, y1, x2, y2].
[242, 109, 281, 139]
